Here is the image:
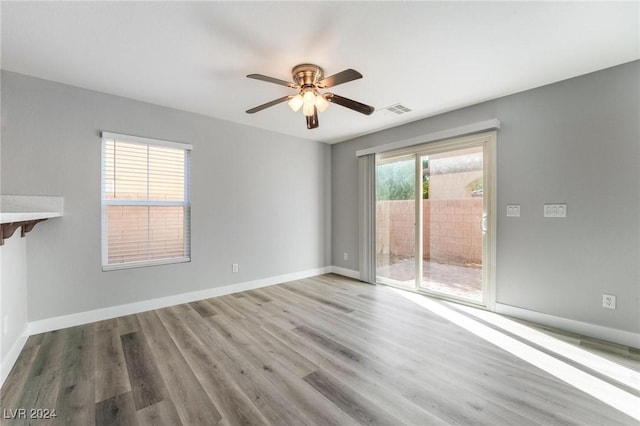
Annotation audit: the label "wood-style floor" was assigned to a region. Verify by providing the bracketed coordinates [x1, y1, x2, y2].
[1, 274, 638, 425]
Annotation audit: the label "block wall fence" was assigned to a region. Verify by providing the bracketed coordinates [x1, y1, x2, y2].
[376, 198, 483, 266]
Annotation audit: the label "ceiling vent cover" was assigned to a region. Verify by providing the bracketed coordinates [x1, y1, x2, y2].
[384, 103, 412, 115]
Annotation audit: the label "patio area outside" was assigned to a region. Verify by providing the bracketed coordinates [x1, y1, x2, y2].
[376, 254, 482, 302]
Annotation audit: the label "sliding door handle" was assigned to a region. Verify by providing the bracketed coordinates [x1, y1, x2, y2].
[480, 215, 488, 233]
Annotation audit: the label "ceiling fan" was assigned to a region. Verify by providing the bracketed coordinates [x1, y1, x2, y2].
[245, 64, 375, 129]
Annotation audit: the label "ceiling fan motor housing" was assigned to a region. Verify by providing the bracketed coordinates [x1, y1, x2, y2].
[292, 64, 324, 87]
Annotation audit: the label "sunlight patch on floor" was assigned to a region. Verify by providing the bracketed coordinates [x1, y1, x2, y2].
[452, 302, 640, 392]
[390, 287, 640, 421]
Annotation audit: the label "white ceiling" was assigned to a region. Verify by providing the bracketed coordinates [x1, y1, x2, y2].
[1, 1, 638, 144]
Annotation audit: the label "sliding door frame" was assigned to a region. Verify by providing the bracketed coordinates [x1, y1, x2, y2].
[375, 131, 497, 310]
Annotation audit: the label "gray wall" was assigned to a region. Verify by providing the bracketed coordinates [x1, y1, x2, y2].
[331, 61, 639, 333]
[1, 71, 331, 322]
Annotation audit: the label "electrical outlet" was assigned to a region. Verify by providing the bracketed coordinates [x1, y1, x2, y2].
[602, 294, 616, 310]
[343, 253, 348, 261]
[3, 315, 8, 335]
[232, 263, 239, 273]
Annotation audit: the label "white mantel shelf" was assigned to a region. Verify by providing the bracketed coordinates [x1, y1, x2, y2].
[0, 195, 63, 245]
[0, 211, 63, 223]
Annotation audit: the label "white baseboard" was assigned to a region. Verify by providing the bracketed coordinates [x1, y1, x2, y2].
[329, 266, 360, 280]
[28, 267, 331, 336]
[496, 303, 640, 349]
[0, 324, 29, 389]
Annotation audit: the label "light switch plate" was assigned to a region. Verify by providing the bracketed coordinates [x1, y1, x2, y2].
[506, 204, 520, 217]
[544, 203, 567, 218]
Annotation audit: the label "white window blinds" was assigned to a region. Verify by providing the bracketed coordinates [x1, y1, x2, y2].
[101, 132, 192, 270]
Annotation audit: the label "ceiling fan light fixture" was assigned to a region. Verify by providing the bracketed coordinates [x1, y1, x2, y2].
[288, 94, 303, 112]
[315, 94, 329, 112]
[302, 90, 316, 116]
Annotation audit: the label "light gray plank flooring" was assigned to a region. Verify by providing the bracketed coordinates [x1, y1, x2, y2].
[1, 274, 638, 425]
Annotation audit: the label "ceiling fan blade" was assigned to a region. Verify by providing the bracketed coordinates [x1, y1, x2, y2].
[325, 93, 375, 115]
[306, 107, 319, 129]
[317, 69, 363, 88]
[247, 73, 298, 88]
[246, 96, 292, 114]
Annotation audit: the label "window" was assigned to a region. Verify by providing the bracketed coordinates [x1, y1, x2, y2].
[101, 132, 191, 270]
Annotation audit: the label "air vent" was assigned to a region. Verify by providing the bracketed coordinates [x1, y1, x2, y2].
[383, 103, 412, 115]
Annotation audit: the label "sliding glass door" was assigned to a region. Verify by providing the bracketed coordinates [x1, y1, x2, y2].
[419, 146, 484, 303]
[375, 155, 417, 288]
[374, 133, 495, 307]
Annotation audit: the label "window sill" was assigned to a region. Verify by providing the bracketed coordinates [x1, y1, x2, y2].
[102, 256, 191, 271]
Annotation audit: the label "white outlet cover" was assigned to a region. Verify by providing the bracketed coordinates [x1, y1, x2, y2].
[602, 294, 616, 309]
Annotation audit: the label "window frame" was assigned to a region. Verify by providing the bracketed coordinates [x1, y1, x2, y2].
[100, 131, 192, 271]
